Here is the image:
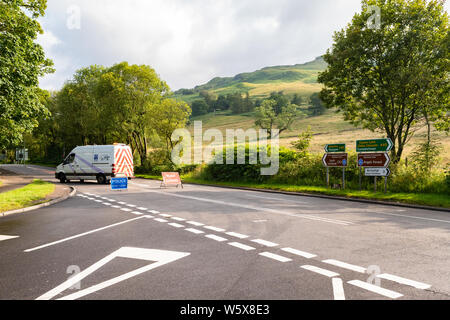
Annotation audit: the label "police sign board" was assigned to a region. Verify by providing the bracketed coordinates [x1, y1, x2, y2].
[111, 177, 128, 190]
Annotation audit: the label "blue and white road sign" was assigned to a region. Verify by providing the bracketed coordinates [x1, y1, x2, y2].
[358, 159, 364, 166]
[111, 177, 128, 190]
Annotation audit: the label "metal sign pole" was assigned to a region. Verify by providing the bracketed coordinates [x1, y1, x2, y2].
[359, 167, 362, 191]
[374, 176, 377, 192]
[342, 167, 345, 190]
[326, 167, 329, 188]
[384, 176, 387, 193]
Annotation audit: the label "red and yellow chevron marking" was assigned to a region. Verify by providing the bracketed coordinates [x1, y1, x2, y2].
[114, 147, 134, 177]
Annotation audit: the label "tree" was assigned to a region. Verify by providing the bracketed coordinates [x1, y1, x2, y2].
[291, 126, 313, 157]
[0, 0, 54, 148]
[291, 94, 303, 106]
[318, 0, 449, 163]
[191, 99, 209, 117]
[255, 99, 300, 138]
[309, 93, 327, 116]
[269, 91, 290, 115]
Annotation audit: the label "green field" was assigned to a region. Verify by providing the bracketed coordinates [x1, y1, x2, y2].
[0, 180, 55, 213]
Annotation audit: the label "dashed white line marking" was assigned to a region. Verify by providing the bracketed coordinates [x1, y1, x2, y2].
[94, 200, 102, 203]
[171, 217, 186, 221]
[185, 228, 204, 234]
[118, 202, 127, 205]
[111, 205, 121, 209]
[228, 242, 256, 251]
[347, 280, 403, 299]
[377, 273, 431, 290]
[253, 220, 268, 223]
[259, 252, 292, 263]
[168, 223, 184, 228]
[102, 203, 112, 206]
[24, 217, 146, 252]
[322, 259, 366, 274]
[204, 226, 226, 232]
[332, 278, 345, 300]
[108, 199, 116, 202]
[251, 239, 278, 247]
[137, 207, 148, 211]
[0, 235, 19, 242]
[154, 218, 168, 223]
[131, 211, 144, 215]
[149, 210, 160, 214]
[159, 214, 172, 218]
[126, 204, 137, 208]
[205, 234, 227, 242]
[301, 265, 340, 278]
[281, 248, 316, 259]
[226, 232, 249, 239]
[187, 221, 204, 227]
[120, 208, 132, 212]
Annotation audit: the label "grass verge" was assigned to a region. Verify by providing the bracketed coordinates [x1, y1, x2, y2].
[0, 179, 55, 213]
[136, 174, 450, 209]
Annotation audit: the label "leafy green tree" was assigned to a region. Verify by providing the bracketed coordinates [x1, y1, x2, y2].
[318, 0, 449, 163]
[0, 0, 54, 148]
[291, 94, 303, 106]
[309, 93, 326, 116]
[291, 126, 313, 157]
[269, 91, 290, 115]
[255, 99, 300, 138]
[191, 99, 209, 117]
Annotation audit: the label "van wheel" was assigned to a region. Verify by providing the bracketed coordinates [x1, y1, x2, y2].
[58, 173, 66, 183]
[96, 174, 107, 184]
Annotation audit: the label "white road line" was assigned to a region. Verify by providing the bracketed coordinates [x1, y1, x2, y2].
[111, 205, 121, 209]
[118, 202, 127, 205]
[149, 210, 160, 214]
[160, 214, 172, 218]
[131, 211, 144, 215]
[332, 278, 346, 300]
[154, 218, 168, 223]
[102, 203, 112, 206]
[281, 248, 316, 259]
[187, 221, 204, 227]
[137, 207, 148, 211]
[367, 211, 450, 225]
[322, 259, 366, 274]
[377, 273, 431, 290]
[228, 242, 256, 251]
[226, 232, 249, 239]
[259, 252, 292, 263]
[0, 235, 19, 242]
[185, 228, 205, 234]
[171, 217, 186, 221]
[120, 208, 132, 212]
[108, 199, 116, 202]
[168, 223, 185, 228]
[204, 226, 226, 232]
[137, 188, 353, 226]
[301, 265, 340, 278]
[245, 194, 307, 204]
[205, 234, 227, 242]
[94, 200, 102, 203]
[24, 217, 146, 252]
[251, 239, 279, 247]
[347, 280, 403, 299]
[126, 204, 137, 208]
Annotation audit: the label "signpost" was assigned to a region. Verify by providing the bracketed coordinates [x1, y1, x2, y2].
[364, 168, 390, 177]
[161, 172, 183, 189]
[357, 153, 390, 168]
[324, 144, 346, 153]
[111, 177, 128, 191]
[15, 148, 29, 164]
[322, 150, 347, 189]
[356, 138, 393, 153]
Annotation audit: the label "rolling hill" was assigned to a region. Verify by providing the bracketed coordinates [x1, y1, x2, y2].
[173, 56, 327, 104]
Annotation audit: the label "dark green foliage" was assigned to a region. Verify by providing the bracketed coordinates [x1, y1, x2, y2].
[191, 100, 209, 117]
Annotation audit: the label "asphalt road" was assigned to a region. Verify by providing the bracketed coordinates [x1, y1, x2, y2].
[1, 164, 449, 300]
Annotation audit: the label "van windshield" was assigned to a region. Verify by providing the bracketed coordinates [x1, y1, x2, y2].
[64, 154, 75, 165]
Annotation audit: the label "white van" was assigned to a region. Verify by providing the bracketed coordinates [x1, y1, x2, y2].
[55, 144, 134, 184]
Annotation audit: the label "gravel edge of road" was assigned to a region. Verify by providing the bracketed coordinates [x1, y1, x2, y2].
[176, 181, 450, 213]
[1, 186, 77, 218]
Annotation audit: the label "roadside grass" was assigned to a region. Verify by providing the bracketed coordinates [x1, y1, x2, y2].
[0, 179, 55, 213]
[135, 174, 449, 208]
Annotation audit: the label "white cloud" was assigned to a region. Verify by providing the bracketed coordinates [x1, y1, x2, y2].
[37, 0, 450, 91]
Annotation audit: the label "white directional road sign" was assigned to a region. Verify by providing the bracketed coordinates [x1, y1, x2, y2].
[365, 168, 391, 177]
[36, 247, 190, 300]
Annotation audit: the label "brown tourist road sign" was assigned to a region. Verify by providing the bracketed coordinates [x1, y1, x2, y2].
[322, 153, 348, 167]
[358, 153, 390, 167]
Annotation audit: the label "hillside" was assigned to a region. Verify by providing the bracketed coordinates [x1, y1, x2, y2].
[174, 56, 327, 104]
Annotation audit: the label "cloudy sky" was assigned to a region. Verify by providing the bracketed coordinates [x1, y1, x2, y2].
[37, 0, 450, 91]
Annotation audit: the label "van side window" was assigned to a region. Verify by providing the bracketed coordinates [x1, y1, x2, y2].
[64, 154, 75, 165]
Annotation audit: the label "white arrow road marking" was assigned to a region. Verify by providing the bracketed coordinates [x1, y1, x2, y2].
[347, 280, 403, 299]
[0, 235, 19, 242]
[322, 259, 366, 273]
[332, 278, 345, 300]
[36, 247, 190, 300]
[281, 248, 316, 259]
[377, 274, 431, 290]
[24, 217, 146, 252]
